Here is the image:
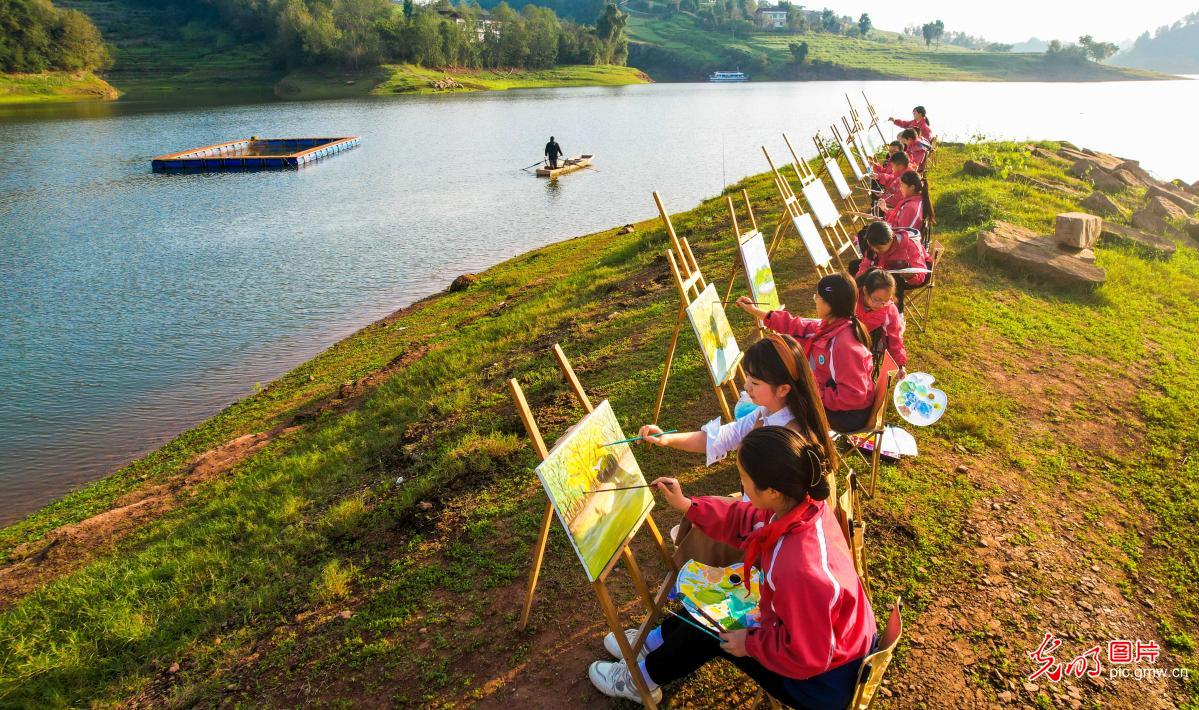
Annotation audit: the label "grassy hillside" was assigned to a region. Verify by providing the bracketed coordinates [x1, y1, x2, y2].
[0, 71, 118, 104]
[0, 140, 1196, 707]
[629, 14, 1177, 82]
[275, 64, 651, 100]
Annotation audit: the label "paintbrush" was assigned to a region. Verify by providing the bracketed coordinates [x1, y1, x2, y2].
[720, 300, 768, 305]
[667, 609, 723, 641]
[690, 605, 728, 633]
[588, 483, 658, 494]
[601, 430, 678, 447]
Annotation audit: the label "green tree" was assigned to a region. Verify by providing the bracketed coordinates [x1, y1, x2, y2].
[1078, 34, 1118, 62]
[921, 19, 944, 47]
[595, 2, 628, 64]
[788, 40, 808, 64]
[819, 8, 837, 33]
[857, 12, 870, 38]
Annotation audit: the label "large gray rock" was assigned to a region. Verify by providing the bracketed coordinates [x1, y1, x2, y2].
[1113, 169, 1144, 188]
[1089, 168, 1126, 194]
[1032, 147, 1071, 166]
[977, 221, 1106, 288]
[1147, 185, 1199, 215]
[1082, 191, 1126, 218]
[1069, 159, 1099, 178]
[1131, 207, 1180, 237]
[1055, 212, 1102, 249]
[1099, 222, 1177, 258]
[1147, 195, 1188, 222]
[1010, 172, 1084, 197]
[1115, 160, 1158, 187]
[963, 159, 996, 177]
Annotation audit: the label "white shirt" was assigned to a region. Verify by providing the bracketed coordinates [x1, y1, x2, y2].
[701, 405, 796, 466]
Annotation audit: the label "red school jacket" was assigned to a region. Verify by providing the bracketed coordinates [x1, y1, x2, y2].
[876, 167, 914, 209]
[891, 116, 931, 141]
[884, 194, 924, 232]
[905, 141, 929, 171]
[686, 496, 876, 680]
[855, 228, 928, 286]
[856, 296, 907, 367]
[761, 315, 874, 413]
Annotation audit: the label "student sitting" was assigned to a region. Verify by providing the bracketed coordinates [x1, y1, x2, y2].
[588, 427, 876, 709]
[883, 171, 929, 233]
[851, 222, 928, 312]
[737, 274, 874, 433]
[875, 152, 913, 210]
[869, 141, 904, 180]
[856, 269, 907, 374]
[889, 105, 931, 141]
[899, 129, 929, 172]
[636, 335, 839, 566]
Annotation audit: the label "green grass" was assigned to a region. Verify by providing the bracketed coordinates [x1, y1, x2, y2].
[629, 14, 1177, 82]
[275, 63, 650, 100]
[0, 141, 1196, 705]
[0, 71, 118, 104]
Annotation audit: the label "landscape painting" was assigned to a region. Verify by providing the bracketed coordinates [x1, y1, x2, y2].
[738, 232, 781, 312]
[535, 400, 654, 582]
[685, 284, 742, 385]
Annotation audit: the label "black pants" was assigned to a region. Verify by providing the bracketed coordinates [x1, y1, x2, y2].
[547, 156, 559, 169]
[643, 612, 862, 709]
[826, 406, 872, 434]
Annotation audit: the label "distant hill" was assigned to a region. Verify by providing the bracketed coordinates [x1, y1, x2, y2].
[1111, 13, 1199, 74]
[1011, 37, 1050, 53]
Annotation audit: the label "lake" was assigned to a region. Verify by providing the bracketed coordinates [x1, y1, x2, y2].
[1, 77, 1196, 524]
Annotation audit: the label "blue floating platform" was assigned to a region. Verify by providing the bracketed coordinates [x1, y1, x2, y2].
[152, 136, 360, 171]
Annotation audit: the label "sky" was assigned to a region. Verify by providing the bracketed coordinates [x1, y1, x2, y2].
[813, 1, 1198, 44]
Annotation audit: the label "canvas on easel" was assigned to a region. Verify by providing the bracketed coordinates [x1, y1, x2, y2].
[780, 135, 862, 268]
[814, 133, 873, 219]
[651, 192, 745, 425]
[832, 123, 869, 184]
[858, 91, 892, 148]
[510, 344, 678, 709]
[721, 190, 781, 333]
[761, 146, 836, 277]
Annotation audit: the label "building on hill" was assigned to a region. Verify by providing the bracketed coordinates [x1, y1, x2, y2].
[434, 8, 502, 40]
[756, 5, 789, 30]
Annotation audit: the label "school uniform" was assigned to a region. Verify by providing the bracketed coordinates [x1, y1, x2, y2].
[857, 296, 906, 368]
[643, 496, 875, 709]
[875, 167, 914, 209]
[905, 141, 929, 172]
[760, 315, 874, 432]
[854, 229, 928, 313]
[884, 193, 924, 233]
[891, 116, 931, 141]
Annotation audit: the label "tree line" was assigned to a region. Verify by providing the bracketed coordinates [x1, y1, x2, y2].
[0, 0, 110, 73]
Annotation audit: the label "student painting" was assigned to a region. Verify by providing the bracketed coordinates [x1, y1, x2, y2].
[875, 151, 913, 210]
[851, 222, 928, 312]
[883, 171, 931, 233]
[889, 105, 931, 141]
[737, 274, 874, 434]
[635, 335, 839, 566]
[869, 141, 904, 181]
[856, 269, 907, 374]
[588, 427, 876, 708]
[899, 129, 929, 172]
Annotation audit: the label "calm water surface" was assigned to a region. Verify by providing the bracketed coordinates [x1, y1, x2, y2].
[2, 78, 1197, 524]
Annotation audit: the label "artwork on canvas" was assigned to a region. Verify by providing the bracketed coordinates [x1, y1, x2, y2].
[826, 158, 852, 200]
[792, 212, 832, 269]
[737, 232, 781, 312]
[535, 399, 654, 581]
[673, 561, 762, 632]
[864, 127, 883, 155]
[685, 284, 742, 386]
[893, 372, 947, 427]
[802, 179, 840, 230]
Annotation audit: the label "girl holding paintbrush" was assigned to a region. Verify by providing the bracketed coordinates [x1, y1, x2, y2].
[634, 335, 838, 566]
[589, 427, 875, 708]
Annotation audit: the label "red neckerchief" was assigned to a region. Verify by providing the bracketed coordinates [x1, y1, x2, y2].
[742, 497, 814, 591]
[799, 317, 852, 358]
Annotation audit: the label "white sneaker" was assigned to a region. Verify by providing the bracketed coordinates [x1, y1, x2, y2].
[588, 660, 663, 704]
[604, 628, 647, 661]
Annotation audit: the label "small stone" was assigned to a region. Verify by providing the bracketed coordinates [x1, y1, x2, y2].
[395, 476, 405, 486]
[618, 224, 635, 234]
[956, 464, 970, 474]
[879, 686, 893, 698]
[999, 690, 1014, 702]
[169, 662, 181, 674]
[419, 627, 428, 633]
[417, 501, 434, 511]
[338, 610, 352, 620]
[449, 273, 480, 292]
[1024, 682, 1039, 693]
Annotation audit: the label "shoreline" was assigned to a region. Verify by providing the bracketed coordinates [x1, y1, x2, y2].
[1, 139, 1197, 705]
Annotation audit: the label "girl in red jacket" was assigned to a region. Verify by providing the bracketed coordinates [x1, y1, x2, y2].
[875, 151, 912, 210]
[856, 269, 907, 374]
[737, 274, 874, 433]
[588, 427, 876, 708]
[852, 222, 928, 313]
[890, 105, 931, 141]
[899, 129, 929, 172]
[883, 171, 930, 232]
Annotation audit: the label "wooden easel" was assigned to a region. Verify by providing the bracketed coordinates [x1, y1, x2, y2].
[858, 91, 891, 148]
[650, 192, 745, 425]
[831, 123, 870, 187]
[722, 190, 780, 337]
[761, 146, 840, 275]
[813, 133, 873, 217]
[510, 344, 679, 709]
[782, 135, 862, 266]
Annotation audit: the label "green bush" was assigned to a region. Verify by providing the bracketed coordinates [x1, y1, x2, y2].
[936, 187, 998, 227]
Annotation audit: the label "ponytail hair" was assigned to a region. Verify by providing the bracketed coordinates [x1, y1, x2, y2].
[816, 272, 872, 348]
[739, 427, 832, 502]
[743, 335, 839, 471]
[914, 105, 929, 127]
[899, 128, 918, 141]
[921, 176, 935, 224]
[860, 268, 896, 296]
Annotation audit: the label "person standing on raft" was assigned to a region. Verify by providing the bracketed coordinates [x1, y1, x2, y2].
[544, 136, 564, 170]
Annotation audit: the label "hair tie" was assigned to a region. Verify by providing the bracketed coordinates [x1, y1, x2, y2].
[803, 445, 827, 488]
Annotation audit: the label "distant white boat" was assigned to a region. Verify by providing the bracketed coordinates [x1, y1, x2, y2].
[709, 70, 748, 82]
